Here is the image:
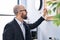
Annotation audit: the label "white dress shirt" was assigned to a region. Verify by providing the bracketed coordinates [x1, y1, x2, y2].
[15, 18, 25, 39]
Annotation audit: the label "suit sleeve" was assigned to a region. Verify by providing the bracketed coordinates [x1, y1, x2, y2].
[3, 24, 14, 40]
[28, 17, 45, 29]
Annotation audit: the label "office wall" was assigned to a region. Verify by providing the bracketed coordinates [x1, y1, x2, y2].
[26, 0, 60, 40]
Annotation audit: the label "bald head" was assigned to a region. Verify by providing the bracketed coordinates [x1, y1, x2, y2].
[13, 5, 25, 15]
[13, 5, 27, 19]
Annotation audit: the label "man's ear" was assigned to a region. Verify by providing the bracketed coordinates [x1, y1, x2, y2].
[15, 9, 18, 13]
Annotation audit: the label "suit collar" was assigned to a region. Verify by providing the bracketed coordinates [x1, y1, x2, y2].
[15, 18, 23, 25]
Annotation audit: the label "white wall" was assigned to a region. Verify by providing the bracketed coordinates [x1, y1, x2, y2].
[0, 0, 17, 15]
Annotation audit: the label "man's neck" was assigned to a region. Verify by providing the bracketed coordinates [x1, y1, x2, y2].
[16, 17, 23, 22]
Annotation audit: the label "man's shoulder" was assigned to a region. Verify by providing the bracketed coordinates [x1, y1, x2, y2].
[6, 20, 14, 26]
[4, 19, 15, 29]
[3, 20, 15, 33]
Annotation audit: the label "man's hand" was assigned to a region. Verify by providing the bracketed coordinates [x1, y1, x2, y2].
[43, 8, 54, 21]
[43, 8, 48, 20]
[43, 8, 48, 17]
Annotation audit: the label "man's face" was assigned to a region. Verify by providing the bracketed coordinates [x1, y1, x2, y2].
[20, 9, 27, 19]
[18, 6, 27, 19]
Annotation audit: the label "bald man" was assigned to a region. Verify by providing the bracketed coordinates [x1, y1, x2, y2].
[3, 5, 47, 40]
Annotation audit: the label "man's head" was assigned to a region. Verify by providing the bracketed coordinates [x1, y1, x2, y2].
[13, 5, 27, 19]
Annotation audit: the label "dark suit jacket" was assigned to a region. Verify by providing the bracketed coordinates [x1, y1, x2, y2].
[3, 17, 45, 40]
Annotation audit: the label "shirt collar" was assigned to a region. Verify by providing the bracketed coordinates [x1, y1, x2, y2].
[15, 18, 23, 25]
